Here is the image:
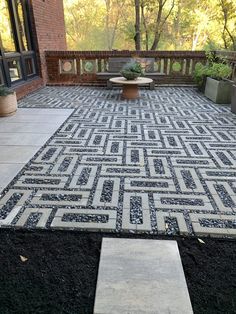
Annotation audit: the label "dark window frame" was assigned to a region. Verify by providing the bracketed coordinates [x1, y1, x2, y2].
[0, 61, 4, 86]
[0, 0, 38, 87]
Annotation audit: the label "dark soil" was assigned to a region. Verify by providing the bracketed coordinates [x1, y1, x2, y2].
[0, 229, 235, 314]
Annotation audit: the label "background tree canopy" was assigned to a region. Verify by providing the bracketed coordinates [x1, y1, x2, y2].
[63, 0, 236, 51]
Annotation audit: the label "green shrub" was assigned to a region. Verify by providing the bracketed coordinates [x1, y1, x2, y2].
[193, 52, 232, 90]
[193, 63, 209, 88]
[120, 61, 144, 80]
[207, 62, 232, 81]
[0, 86, 14, 97]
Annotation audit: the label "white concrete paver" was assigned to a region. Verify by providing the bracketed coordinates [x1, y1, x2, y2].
[0, 133, 52, 146]
[94, 238, 193, 314]
[0, 108, 73, 191]
[0, 122, 64, 133]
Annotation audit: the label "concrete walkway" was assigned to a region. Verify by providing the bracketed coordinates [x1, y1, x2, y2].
[0, 108, 73, 193]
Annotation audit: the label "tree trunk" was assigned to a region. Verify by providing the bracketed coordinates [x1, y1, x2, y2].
[134, 0, 141, 50]
[173, 0, 181, 50]
[192, 29, 201, 51]
[150, 0, 163, 51]
[141, 3, 149, 50]
[220, 0, 236, 51]
[105, 0, 111, 50]
[150, 0, 175, 51]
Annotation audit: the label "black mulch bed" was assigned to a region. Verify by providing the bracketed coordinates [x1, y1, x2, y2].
[0, 230, 235, 314]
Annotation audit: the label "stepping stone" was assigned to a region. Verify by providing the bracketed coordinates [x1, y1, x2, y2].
[94, 238, 193, 314]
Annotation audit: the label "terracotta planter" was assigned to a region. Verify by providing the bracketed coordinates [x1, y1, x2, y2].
[0, 92, 17, 117]
[232, 85, 236, 114]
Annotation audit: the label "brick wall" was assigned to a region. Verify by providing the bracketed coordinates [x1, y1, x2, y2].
[14, 78, 44, 100]
[30, 0, 67, 83]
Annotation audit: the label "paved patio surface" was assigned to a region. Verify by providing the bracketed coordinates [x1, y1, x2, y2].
[0, 86, 236, 237]
[0, 108, 73, 194]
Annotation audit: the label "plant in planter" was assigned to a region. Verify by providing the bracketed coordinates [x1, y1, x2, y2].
[204, 60, 232, 104]
[193, 63, 209, 92]
[0, 86, 17, 117]
[194, 52, 232, 104]
[193, 52, 232, 98]
[120, 61, 144, 80]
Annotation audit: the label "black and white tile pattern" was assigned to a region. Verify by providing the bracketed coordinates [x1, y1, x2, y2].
[1, 86, 236, 237]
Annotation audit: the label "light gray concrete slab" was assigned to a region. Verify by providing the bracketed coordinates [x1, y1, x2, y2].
[0, 133, 51, 146]
[0, 146, 39, 163]
[0, 108, 73, 191]
[94, 238, 193, 314]
[14, 108, 73, 116]
[0, 122, 63, 133]
[0, 114, 67, 124]
[0, 164, 25, 187]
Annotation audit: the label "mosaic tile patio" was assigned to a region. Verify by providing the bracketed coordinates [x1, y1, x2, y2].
[1, 86, 236, 237]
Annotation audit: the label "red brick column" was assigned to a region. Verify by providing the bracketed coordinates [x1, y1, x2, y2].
[29, 0, 67, 84]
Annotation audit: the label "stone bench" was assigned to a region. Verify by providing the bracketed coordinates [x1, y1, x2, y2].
[97, 57, 165, 90]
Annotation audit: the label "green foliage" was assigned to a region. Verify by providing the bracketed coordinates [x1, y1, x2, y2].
[64, 0, 236, 51]
[193, 52, 232, 90]
[120, 61, 144, 80]
[0, 86, 14, 97]
[172, 62, 181, 72]
[207, 62, 232, 80]
[123, 61, 144, 74]
[205, 51, 216, 64]
[193, 63, 209, 88]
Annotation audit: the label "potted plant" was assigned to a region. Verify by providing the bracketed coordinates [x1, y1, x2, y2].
[203, 52, 232, 104]
[0, 86, 17, 117]
[204, 61, 232, 104]
[120, 61, 144, 80]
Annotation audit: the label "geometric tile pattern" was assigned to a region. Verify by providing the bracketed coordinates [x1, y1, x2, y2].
[0, 86, 236, 237]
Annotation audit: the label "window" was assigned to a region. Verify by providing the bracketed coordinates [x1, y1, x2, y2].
[14, 0, 31, 51]
[0, 0, 16, 53]
[0, 0, 37, 87]
[0, 65, 4, 85]
[8, 59, 22, 82]
[25, 57, 35, 76]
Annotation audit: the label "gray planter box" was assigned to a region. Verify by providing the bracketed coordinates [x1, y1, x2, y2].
[232, 85, 236, 114]
[204, 77, 232, 104]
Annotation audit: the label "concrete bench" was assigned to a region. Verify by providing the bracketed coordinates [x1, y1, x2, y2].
[97, 57, 165, 90]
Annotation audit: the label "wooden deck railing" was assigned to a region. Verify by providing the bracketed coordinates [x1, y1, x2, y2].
[45, 50, 236, 86]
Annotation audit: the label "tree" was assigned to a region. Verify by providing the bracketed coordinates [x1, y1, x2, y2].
[150, 0, 175, 50]
[134, 0, 141, 50]
[219, 0, 236, 50]
[134, 0, 175, 50]
[63, 0, 236, 51]
[104, 0, 126, 50]
[64, 0, 105, 50]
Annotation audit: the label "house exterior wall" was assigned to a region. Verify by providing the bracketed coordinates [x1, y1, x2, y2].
[30, 0, 67, 83]
[15, 0, 67, 99]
